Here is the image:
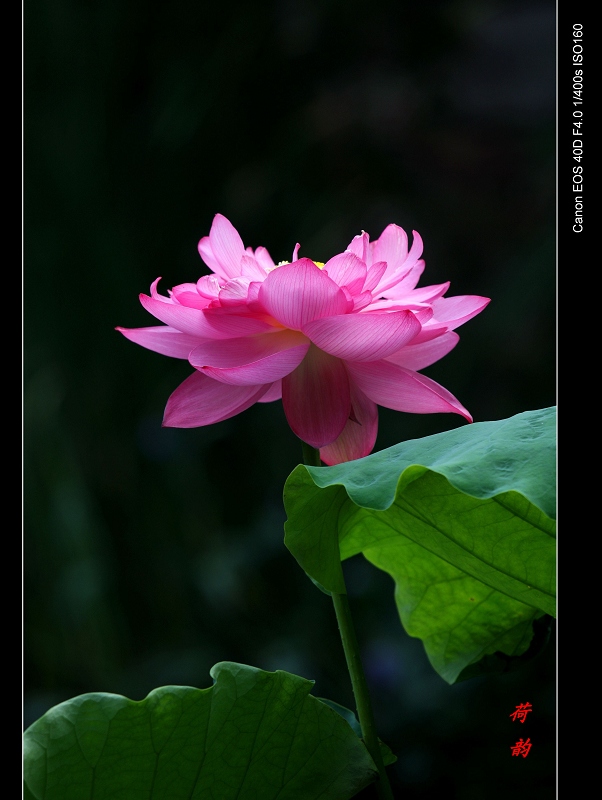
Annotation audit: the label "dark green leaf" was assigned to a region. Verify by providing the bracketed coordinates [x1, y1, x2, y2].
[455, 613, 554, 681]
[284, 408, 556, 683]
[23, 662, 379, 799]
[316, 698, 397, 766]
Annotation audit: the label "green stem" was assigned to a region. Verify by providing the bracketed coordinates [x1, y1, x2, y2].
[332, 592, 394, 799]
[301, 440, 322, 467]
[301, 443, 394, 800]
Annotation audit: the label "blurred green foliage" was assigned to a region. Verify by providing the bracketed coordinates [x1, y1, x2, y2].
[24, 0, 556, 797]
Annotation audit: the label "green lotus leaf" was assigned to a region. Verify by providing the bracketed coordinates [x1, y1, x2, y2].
[23, 662, 380, 799]
[284, 407, 556, 683]
[316, 698, 397, 766]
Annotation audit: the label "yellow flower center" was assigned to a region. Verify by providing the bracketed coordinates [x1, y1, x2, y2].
[268, 259, 325, 272]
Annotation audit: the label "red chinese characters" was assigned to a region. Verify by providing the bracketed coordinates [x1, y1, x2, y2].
[510, 738, 532, 758]
[509, 702, 532, 723]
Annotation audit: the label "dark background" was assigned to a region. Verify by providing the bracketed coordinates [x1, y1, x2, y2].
[24, 1, 556, 797]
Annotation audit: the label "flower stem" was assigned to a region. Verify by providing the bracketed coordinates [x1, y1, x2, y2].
[301, 443, 394, 800]
[301, 440, 322, 467]
[332, 592, 394, 799]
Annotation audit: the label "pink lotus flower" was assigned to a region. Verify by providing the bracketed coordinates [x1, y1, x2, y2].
[117, 214, 489, 465]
